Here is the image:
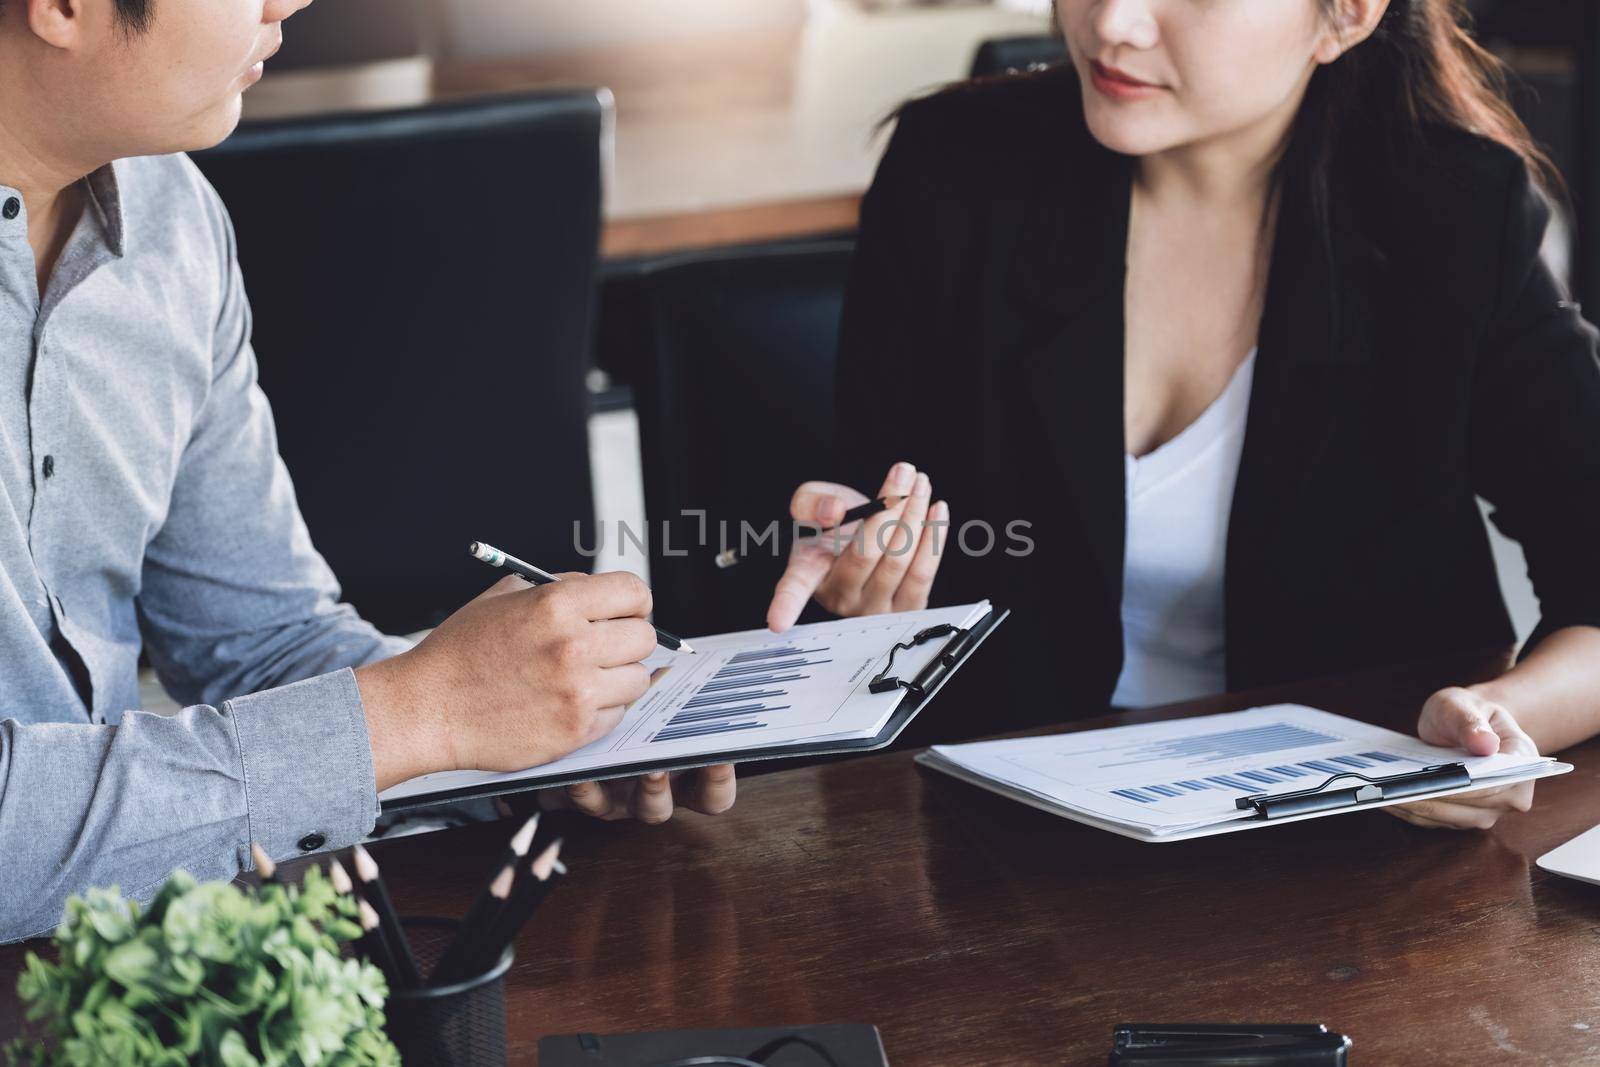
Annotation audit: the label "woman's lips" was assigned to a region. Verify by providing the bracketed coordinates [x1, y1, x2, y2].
[1089, 59, 1164, 101]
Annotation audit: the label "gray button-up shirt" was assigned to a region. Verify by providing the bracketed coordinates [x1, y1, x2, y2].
[0, 155, 409, 942]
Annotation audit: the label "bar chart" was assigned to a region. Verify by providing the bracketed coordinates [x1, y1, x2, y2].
[652, 643, 833, 743]
[1110, 749, 1422, 805]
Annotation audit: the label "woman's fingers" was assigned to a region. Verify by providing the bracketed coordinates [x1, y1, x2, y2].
[790, 480, 869, 525]
[817, 463, 919, 606]
[893, 500, 950, 612]
[772, 462, 943, 625]
[679, 764, 738, 815]
[767, 543, 837, 632]
[1404, 688, 1540, 829]
[1390, 796, 1503, 830]
[559, 779, 621, 818]
[1386, 805, 1453, 830]
[1441, 779, 1535, 814]
[630, 772, 675, 824]
[1417, 687, 1504, 756]
[1389, 777, 1535, 830]
[771, 467, 909, 629]
[546, 766, 735, 823]
[1485, 706, 1540, 758]
[861, 472, 931, 608]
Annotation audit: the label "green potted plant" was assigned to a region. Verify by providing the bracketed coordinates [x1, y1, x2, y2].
[6, 867, 399, 1066]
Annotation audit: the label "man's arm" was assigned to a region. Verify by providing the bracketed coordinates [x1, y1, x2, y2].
[1, 567, 668, 945]
[0, 174, 709, 943]
[135, 177, 408, 705]
[0, 178, 411, 943]
[0, 671, 375, 943]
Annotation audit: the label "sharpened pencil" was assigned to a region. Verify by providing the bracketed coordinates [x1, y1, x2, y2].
[430, 864, 516, 985]
[329, 857, 354, 897]
[250, 841, 277, 884]
[356, 898, 398, 981]
[352, 844, 422, 989]
[429, 815, 545, 984]
[464, 839, 565, 977]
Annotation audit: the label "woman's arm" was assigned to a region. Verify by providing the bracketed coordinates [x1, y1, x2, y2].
[1463, 161, 1600, 754]
[767, 103, 956, 631]
[1470, 625, 1600, 754]
[1393, 157, 1600, 830]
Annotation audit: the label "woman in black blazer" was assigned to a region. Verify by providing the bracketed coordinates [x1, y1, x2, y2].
[765, 0, 1600, 829]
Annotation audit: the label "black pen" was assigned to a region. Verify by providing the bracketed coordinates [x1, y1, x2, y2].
[468, 541, 696, 654]
[714, 495, 910, 569]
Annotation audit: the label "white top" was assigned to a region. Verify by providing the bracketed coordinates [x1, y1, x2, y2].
[1111, 350, 1257, 709]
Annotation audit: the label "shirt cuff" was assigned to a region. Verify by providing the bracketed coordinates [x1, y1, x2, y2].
[227, 668, 379, 862]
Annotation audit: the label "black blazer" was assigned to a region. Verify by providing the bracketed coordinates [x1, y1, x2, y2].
[834, 68, 1600, 746]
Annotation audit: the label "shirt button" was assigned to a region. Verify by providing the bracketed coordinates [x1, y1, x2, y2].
[41, 455, 55, 479]
[1, 197, 18, 220]
[298, 833, 326, 852]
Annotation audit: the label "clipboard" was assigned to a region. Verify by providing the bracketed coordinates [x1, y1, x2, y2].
[918, 752, 1571, 842]
[914, 702, 1572, 843]
[382, 605, 1009, 812]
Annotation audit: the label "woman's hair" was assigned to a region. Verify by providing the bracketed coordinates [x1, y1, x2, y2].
[1292, 0, 1561, 232]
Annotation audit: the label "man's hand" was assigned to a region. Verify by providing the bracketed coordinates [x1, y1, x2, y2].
[541, 765, 738, 823]
[1388, 686, 1538, 831]
[356, 571, 656, 791]
[767, 461, 949, 632]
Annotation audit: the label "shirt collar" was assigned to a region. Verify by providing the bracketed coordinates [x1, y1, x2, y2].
[83, 161, 126, 258]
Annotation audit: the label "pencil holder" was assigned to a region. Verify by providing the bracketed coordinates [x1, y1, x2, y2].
[383, 916, 514, 1067]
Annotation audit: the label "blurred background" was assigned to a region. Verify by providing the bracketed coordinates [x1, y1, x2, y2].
[199, 0, 1592, 646]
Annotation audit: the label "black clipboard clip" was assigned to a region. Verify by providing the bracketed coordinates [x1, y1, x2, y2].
[868, 623, 975, 700]
[1234, 762, 1471, 820]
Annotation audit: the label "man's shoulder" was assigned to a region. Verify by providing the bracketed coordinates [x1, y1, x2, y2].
[110, 152, 232, 257]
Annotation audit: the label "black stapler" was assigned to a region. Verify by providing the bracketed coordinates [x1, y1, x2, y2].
[1109, 1023, 1352, 1065]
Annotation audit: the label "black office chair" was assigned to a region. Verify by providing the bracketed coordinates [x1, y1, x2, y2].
[192, 90, 608, 635]
[969, 34, 1068, 79]
[598, 241, 856, 638]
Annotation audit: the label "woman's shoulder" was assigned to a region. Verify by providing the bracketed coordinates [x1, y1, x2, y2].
[878, 66, 1107, 194]
[1350, 122, 1538, 231]
[1341, 123, 1552, 310]
[1337, 121, 1547, 285]
[1415, 123, 1533, 196]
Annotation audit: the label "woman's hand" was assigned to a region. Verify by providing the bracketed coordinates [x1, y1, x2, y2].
[539, 765, 737, 824]
[1387, 686, 1538, 831]
[766, 461, 950, 632]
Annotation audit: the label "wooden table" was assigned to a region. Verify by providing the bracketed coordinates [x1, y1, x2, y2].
[241, 2, 1053, 258]
[6, 646, 1599, 1064]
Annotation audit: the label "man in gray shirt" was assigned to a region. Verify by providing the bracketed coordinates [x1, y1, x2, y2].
[0, 0, 735, 942]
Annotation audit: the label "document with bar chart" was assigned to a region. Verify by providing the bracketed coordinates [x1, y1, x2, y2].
[382, 601, 1000, 807]
[916, 705, 1568, 842]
